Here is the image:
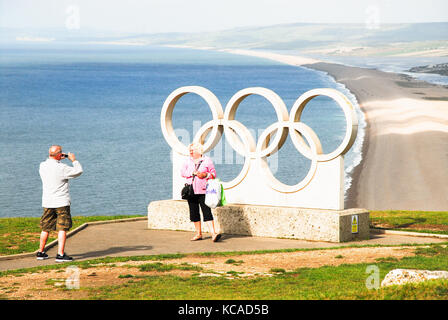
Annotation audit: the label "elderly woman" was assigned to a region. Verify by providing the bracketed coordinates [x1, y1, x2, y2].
[181, 142, 221, 242]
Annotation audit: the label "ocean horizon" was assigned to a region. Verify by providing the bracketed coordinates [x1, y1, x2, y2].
[0, 44, 364, 218]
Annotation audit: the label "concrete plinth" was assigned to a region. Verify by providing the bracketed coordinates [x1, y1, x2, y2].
[148, 200, 369, 243]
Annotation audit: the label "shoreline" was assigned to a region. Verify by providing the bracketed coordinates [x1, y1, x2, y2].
[306, 62, 448, 210]
[200, 47, 448, 211]
[299, 65, 367, 197]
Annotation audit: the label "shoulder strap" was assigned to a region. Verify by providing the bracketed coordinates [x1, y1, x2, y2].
[192, 160, 203, 181]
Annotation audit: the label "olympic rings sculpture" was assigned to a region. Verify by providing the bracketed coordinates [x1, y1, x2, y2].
[161, 86, 358, 194]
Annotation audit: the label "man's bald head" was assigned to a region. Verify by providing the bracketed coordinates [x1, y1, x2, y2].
[49, 145, 62, 158]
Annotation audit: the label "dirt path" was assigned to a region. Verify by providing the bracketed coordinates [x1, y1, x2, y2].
[0, 246, 416, 300]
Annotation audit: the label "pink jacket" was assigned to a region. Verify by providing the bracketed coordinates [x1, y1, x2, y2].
[181, 156, 216, 195]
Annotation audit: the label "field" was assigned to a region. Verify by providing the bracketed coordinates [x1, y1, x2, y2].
[0, 211, 447, 300]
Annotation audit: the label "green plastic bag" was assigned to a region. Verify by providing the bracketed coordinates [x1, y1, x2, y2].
[219, 182, 227, 207]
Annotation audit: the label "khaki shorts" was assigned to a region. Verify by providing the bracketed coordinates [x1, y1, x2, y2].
[40, 206, 72, 232]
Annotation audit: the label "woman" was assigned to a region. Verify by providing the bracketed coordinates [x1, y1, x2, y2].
[181, 142, 221, 242]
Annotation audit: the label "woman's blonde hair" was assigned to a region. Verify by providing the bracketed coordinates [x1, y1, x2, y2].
[189, 142, 204, 155]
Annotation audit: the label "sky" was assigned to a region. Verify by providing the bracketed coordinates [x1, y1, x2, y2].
[1, 0, 447, 34]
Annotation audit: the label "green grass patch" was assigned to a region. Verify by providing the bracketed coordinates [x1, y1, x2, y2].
[0, 215, 144, 256]
[138, 262, 202, 273]
[225, 259, 244, 266]
[370, 210, 448, 235]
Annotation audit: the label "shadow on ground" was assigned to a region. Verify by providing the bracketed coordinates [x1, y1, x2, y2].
[72, 245, 154, 260]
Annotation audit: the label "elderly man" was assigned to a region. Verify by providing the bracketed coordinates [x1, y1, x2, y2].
[36, 145, 83, 262]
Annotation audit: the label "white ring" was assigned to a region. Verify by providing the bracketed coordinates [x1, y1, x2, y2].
[289, 88, 358, 162]
[224, 87, 289, 158]
[258, 122, 319, 193]
[160, 86, 223, 156]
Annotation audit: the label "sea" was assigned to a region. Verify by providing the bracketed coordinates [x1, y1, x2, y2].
[0, 43, 364, 218]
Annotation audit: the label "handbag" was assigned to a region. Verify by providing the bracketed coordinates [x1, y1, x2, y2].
[181, 183, 195, 200]
[181, 160, 202, 200]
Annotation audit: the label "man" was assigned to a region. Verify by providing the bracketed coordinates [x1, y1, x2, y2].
[37, 145, 83, 262]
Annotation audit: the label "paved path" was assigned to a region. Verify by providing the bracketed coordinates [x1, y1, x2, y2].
[1, 219, 447, 271]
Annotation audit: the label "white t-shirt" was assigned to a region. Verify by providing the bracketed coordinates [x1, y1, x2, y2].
[39, 158, 83, 208]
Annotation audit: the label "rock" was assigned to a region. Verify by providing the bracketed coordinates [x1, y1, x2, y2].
[381, 269, 448, 287]
[407, 63, 448, 76]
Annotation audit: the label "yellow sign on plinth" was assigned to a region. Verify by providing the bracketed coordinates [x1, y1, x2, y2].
[351, 215, 359, 234]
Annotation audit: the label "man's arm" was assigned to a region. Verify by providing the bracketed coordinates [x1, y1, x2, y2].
[63, 152, 83, 179]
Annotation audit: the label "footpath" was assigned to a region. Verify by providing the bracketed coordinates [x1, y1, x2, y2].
[1, 218, 447, 272]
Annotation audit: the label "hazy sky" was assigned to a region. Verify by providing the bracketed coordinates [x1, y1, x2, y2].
[1, 0, 447, 33]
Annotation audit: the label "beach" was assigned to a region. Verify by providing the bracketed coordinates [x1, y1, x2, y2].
[219, 49, 448, 211]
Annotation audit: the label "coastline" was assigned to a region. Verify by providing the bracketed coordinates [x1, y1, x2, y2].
[306, 62, 448, 210]
[208, 48, 448, 211]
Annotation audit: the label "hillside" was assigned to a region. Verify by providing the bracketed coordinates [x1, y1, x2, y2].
[2, 22, 448, 57]
[123, 22, 448, 56]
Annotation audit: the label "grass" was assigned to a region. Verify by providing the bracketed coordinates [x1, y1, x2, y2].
[83, 245, 448, 300]
[0, 215, 144, 256]
[138, 262, 202, 273]
[1, 242, 448, 299]
[369, 210, 448, 235]
[225, 259, 244, 266]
